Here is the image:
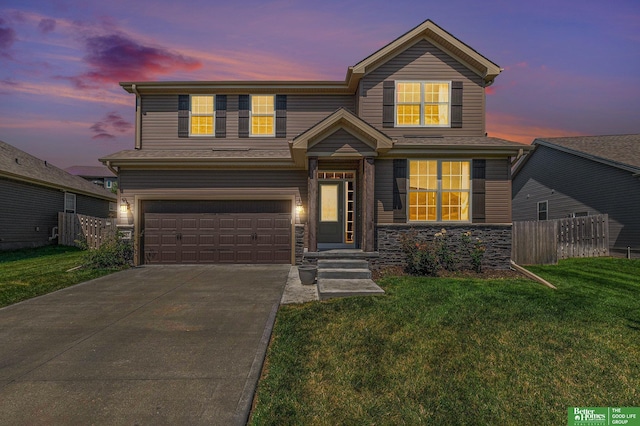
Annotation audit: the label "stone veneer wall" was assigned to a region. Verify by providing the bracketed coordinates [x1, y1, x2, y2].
[295, 224, 305, 265]
[372, 224, 512, 270]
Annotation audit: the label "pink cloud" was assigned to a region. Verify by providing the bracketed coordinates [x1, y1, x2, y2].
[68, 33, 202, 88]
[90, 111, 133, 140]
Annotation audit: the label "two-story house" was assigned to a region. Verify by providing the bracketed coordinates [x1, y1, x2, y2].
[101, 19, 530, 268]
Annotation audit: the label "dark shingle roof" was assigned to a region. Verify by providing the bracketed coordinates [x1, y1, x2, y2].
[394, 136, 529, 148]
[535, 134, 640, 172]
[100, 149, 293, 161]
[0, 140, 116, 200]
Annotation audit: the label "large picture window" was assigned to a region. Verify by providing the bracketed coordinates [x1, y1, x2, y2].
[251, 95, 275, 136]
[190, 95, 214, 135]
[408, 160, 470, 222]
[396, 81, 450, 127]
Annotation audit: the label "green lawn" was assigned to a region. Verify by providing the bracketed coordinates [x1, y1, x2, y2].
[251, 258, 640, 425]
[0, 245, 118, 307]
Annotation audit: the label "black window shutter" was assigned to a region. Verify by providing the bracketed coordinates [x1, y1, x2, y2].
[451, 81, 463, 128]
[472, 159, 486, 223]
[393, 159, 407, 222]
[215, 95, 227, 138]
[178, 95, 189, 138]
[383, 81, 395, 128]
[238, 95, 250, 138]
[275, 95, 287, 138]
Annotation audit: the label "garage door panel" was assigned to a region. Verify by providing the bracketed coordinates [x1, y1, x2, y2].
[274, 218, 290, 229]
[274, 250, 291, 262]
[273, 235, 290, 246]
[199, 218, 217, 230]
[199, 250, 216, 262]
[144, 209, 291, 265]
[198, 234, 216, 246]
[236, 218, 253, 229]
[219, 218, 235, 230]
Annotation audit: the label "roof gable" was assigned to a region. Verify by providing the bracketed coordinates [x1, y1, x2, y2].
[0, 140, 116, 200]
[351, 19, 502, 84]
[290, 109, 392, 167]
[121, 20, 502, 95]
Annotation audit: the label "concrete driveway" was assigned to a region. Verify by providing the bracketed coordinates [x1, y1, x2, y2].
[0, 264, 289, 425]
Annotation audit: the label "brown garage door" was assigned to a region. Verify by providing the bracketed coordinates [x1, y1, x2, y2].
[143, 213, 291, 264]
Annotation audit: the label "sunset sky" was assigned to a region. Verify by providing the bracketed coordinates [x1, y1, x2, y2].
[1, 0, 639, 169]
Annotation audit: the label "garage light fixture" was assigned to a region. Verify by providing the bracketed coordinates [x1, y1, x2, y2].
[120, 198, 130, 214]
[296, 199, 304, 214]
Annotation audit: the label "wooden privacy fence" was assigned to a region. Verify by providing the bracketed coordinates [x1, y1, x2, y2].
[512, 214, 609, 265]
[58, 212, 117, 249]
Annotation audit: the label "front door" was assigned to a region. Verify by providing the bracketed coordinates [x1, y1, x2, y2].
[317, 171, 356, 248]
[318, 182, 343, 244]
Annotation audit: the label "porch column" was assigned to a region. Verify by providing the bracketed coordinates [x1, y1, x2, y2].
[362, 157, 375, 252]
[308, 157, 318, 252]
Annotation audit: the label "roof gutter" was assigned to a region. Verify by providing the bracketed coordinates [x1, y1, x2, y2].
[132, 84, 142, 149]
[105, 160, 118, 176]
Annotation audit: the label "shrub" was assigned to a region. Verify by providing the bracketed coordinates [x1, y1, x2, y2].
[401, 228, 487, 276]
[461, 231, 486, 273]
[82, 233, 133, 269]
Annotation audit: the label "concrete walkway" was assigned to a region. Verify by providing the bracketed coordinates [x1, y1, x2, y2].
[0, 264, 289, 426]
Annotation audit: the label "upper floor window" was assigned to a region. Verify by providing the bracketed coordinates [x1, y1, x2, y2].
[408, 160, 470, 222]
[251, 95, 275, 136]
[64, 193, 76, 213]
[190, 95, 214, 135]
[396, 81, 450, 127]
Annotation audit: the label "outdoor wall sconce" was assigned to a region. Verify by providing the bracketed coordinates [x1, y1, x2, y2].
[296, 199, 304, 214]
[120, 198, 130, 214]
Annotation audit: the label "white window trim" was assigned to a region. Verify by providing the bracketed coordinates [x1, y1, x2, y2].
[250, 94, 275, 137]
[537, 200, 548, 221]
[64, 192, 76, 213]
[395, 80, 452, 128]
[407, 159, 471, 223]
[189, 94, 215, 137]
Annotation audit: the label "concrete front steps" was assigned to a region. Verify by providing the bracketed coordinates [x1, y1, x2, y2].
[313, 256, 385, 301]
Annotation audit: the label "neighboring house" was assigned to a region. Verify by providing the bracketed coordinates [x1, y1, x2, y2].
[100, 19, 530, 267]
[512, 134, 640, 256]
[0, 140, 117, 251]
[65, 165, 118, 191]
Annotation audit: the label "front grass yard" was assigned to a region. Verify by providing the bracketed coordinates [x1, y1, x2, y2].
[251, 258, 640, 425]
[0, 246, 118, 307]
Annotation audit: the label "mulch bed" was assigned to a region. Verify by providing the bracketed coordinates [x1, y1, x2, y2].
[372, 266, 525, 281]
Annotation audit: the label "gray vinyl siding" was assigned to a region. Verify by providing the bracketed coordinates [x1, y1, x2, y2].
[358, 39, 485, 137]
[76, 193, 111, 218]
[375, 159, 394, 224]
[485, 159, 511, 223]
[307, 129, 373, 154]
[0, 178, 62, 250]
[140, 94, 354, 150]
[512, 145, 640, 250]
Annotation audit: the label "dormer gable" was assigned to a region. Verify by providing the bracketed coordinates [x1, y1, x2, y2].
[290, 108, 393, 168]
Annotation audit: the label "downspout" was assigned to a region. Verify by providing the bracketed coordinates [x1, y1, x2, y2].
[132, 83, 142, 150]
